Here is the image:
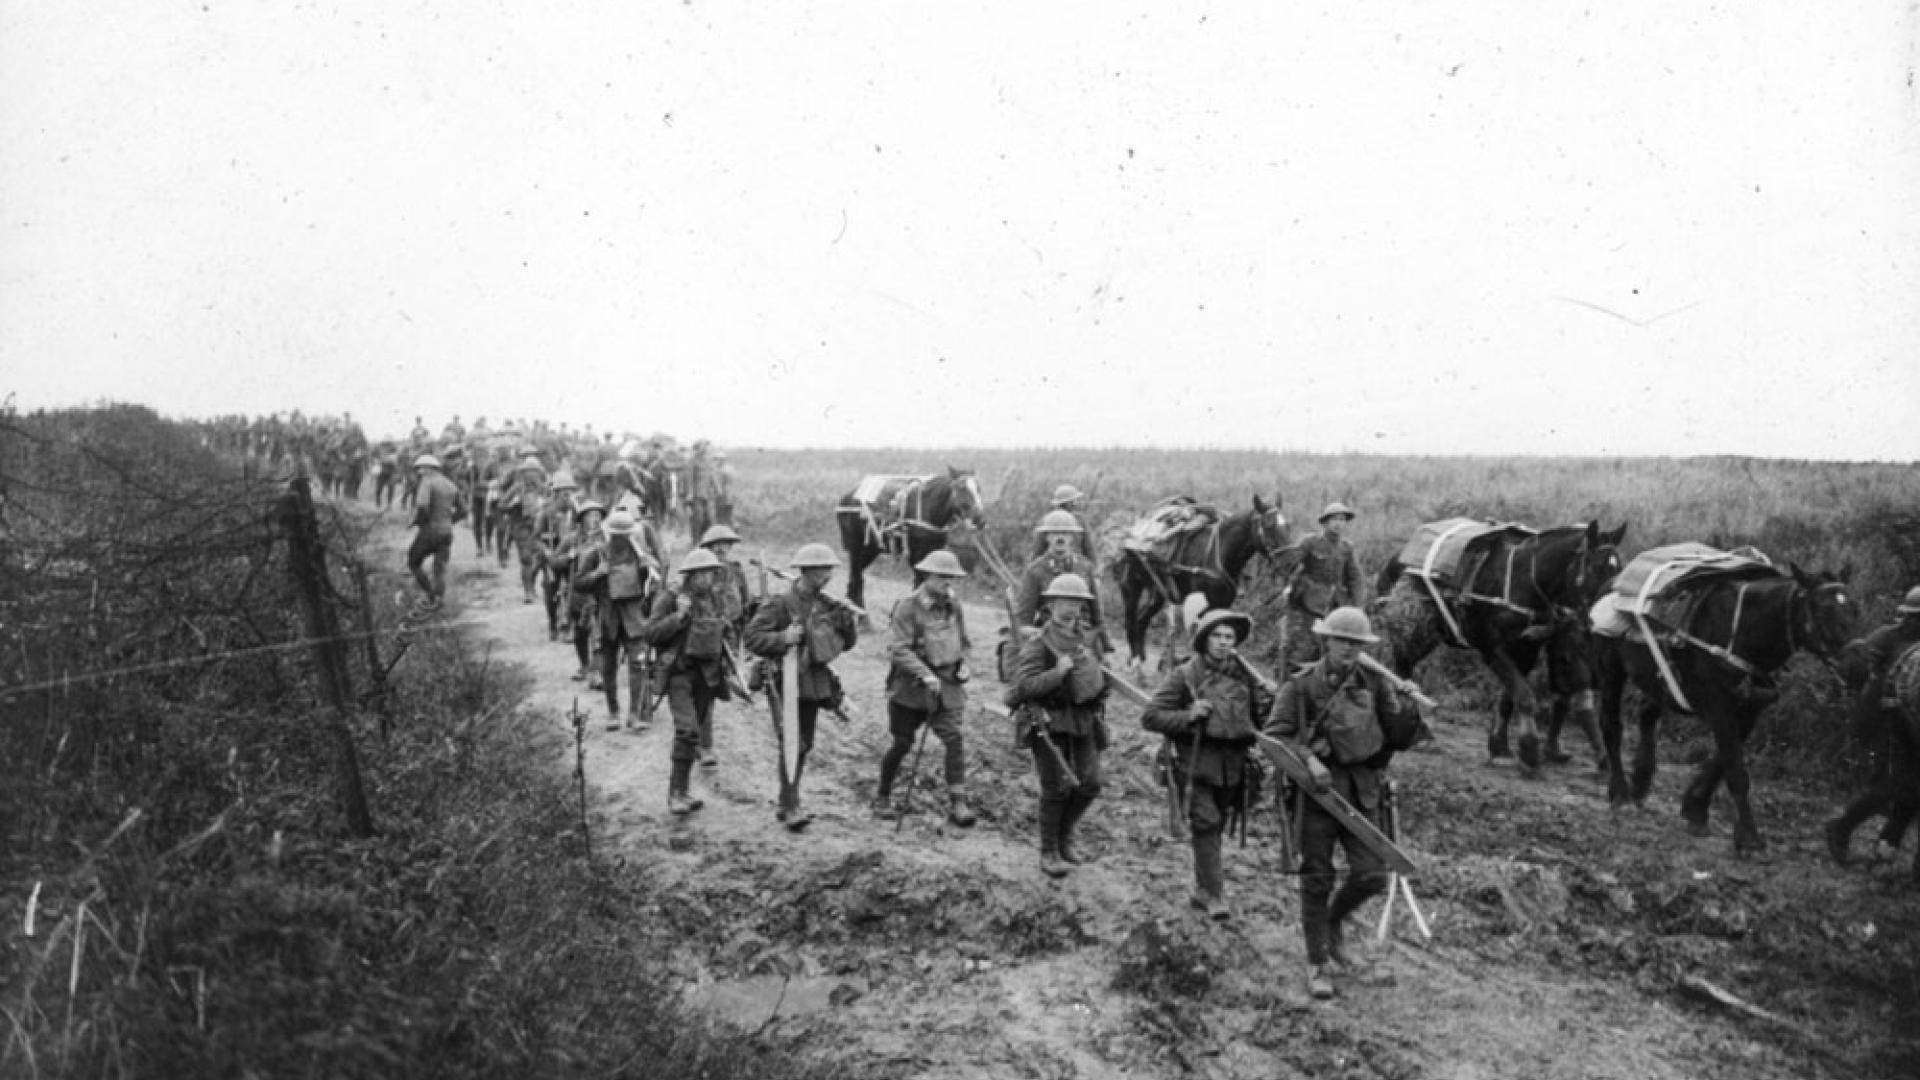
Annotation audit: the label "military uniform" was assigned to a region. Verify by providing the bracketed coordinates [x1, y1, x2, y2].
[1271, 648, 1409, 979]
[499, 463, 547, 601]
[407, 462, 465, 605]
[1284, 531, 1365, 670]
[572, 523, 660, 727]
[1014, 551, 1102, 630]
[745, 577, 857, 824]
[1141, 624, 1274, 916]
[642, 573, 734, 814]
[878, 581, 975, 824]
[1826, 611, 1920, 863]
[1011, 624, 1109, 873]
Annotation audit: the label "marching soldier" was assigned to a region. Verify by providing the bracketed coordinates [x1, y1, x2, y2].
[1008, 573, 1109, 877]
[876, 550, 978, 827]
[1825, 584, 1920, 865]
[712, 449, 736, 526]
[1014, 510, 1104, 632]
[536, 473, 580, 641]
[744, 543, 858, 830]
[1269, 607, 1415, 1000]
[1282, 502, 1366, 673]
[1033, 484, 1098, 562]
[406, 453, 465, 610]
[499, 449, 548, 603]
[1140, 609, 1274, 920]
[564, 501, 606, 682]
[573, 509, 662, 731]
[643, 547, 735, 818]
[695, 524, 755, 769]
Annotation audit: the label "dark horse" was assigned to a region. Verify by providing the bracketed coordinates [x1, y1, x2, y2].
[1112, 495, 1292, 669]
[835, 468, 985, 611]
[1595, 563, 1855, 854]
[1374, 522, 1628, 774]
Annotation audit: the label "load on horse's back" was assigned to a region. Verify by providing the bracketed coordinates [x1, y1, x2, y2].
[1590, 544, 1856, 854]
[835, 467, 986, 611]
[1372, 518, 1627, 772]
[1111, 494, 1293, 669]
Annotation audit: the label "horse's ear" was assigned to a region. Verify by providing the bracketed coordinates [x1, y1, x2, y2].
[1788, 561, 1812, 588]
[1606, 523, 1628, 546]
[948, 465, 961, 478]
[1840, 562, 1855, 583]
[1253, 494, 1269, 513]
[1584, 521, 1599, 545]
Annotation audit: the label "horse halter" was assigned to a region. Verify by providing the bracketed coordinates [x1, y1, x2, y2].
[1787, 579, 1851, 662]
[1254, 507, 1289, 562]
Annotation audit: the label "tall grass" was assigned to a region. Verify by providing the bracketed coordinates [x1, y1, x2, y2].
[0, 406, 855, 1080]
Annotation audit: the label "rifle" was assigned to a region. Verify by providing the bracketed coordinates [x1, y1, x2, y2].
[1252, 732, 1417, 875]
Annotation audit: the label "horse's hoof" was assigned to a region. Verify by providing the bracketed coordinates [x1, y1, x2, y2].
[1542, 746, 1572, 766]
[1823, 819, 1853, 867]
[1684, 818, 1711, 838]
[1517, 736, 1542, 772]
[1487, 734, 1511, 759]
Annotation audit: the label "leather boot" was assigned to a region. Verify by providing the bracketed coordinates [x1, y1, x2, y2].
[668, 759, 703, 815]
[1058, 791, 1095, 865]
[1038, 800, 1069, 878]
[947, 786, 977, 828]
[1189, 831, 1229, 919]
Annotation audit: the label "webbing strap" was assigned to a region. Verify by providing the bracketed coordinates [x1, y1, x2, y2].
[1416, 521, 1478, 647]
[1632, 558, 1695, 711]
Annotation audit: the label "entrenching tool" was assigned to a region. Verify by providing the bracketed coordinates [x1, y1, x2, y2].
[1253, 733, 1417, 876]
[781, 637, 802, 791]
[1356, 651, 1439, 710]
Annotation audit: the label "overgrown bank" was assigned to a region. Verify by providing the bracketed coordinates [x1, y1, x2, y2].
[0, 405, 849, 1079]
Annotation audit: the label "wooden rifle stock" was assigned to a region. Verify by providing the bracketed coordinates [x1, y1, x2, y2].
[1253, 733, 1417, 875]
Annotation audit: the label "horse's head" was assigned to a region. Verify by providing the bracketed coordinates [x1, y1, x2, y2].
[1789, 561, 1858, 659]
[1250, 493, 1292, 562]
[947, 466, 986, 528]
[1571, 521, 1629, 605]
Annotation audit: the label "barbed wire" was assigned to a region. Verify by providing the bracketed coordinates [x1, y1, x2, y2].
[0, 614, 488, 702]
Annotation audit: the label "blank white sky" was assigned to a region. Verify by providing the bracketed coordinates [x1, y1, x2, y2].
[3, 2, 1916, 457]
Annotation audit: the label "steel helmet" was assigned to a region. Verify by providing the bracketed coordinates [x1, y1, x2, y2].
[1898, 585, 1920, 615]
[1312, 606, 1379, 643]
[1035, 509, 1084, 534]
[914, 549, 967, 578]
[550, 473, 578, 491]
[1051, 484, 1085, 507]
[413, 453, 442, 471]
[698, 524, 742, 547]
[1318, 502, 1356, 524]
[1040, 573, 1095, 602]
[604, 510, 639, 536]
[1190, 609, 1253, 652]
[575, 499, 606, 517]
[791, 543, 841, 569]
[679, 547, 721, 574]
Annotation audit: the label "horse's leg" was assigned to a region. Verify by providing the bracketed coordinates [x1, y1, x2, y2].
[1489, 690, 1513, 760]
[1543, 694, 1573, 765]
[1597, 643, 1633, 805]
[847, 543, 870, 610]
[1485, 649, 1541, 773]
[1628, 676, 1663, 805]
[1723, 706, 1766, 855]
[1120, 567, 1151, 668]
[1678, 689, 1730, 838]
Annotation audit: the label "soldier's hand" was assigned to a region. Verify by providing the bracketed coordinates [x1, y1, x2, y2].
[1191, 699, 1215, 720]
[781, 625, 803, 646]
[920, 674, 942, 694]
[1307, 756, 1332, 792]
[1053, 652, 1075, 676]
[675, 594, 693, 615]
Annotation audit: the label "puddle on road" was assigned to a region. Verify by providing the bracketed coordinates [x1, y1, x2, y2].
[687, 975, 867, 1028]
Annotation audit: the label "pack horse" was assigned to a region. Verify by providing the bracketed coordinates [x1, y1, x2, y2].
[835, 468, 985, 611]
[1111, 494, 1294, 669]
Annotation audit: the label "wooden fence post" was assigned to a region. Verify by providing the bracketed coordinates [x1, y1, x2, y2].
[277, 476, 377, 838]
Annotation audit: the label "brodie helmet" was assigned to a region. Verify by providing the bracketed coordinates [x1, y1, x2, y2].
[914, 549, 967, 578]
[1312, 606, 1379, 643]
[791, 543, 841, 569]
[1035, 509, 1084, 534]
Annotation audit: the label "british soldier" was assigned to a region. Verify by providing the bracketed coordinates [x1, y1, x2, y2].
[875, 550, 977, 827]
[572, 509, 662, 731]
[1140, 609, 1274, 920]
[1014, 510, 1104, 631]
[1282, 502, 1366, 673]
[406, 453, 465, 610]
[1008, 573, 1109, 877]
[695, 524, 755, 769]
[744, 543, 858, 830]
[642, 547, 735, 819]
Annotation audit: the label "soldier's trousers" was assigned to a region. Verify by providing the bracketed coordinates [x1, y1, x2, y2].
[1297, 798, 1389, 964]
[879, 699, 966, 793]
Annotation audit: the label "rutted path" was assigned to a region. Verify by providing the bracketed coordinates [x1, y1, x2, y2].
[389, 518, 1916, 1080]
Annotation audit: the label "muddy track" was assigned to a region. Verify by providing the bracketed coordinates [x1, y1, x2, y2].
[390, 519, 1918, 1080]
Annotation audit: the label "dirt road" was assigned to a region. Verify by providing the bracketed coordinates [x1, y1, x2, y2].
[421, 523, 1916, 1080]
